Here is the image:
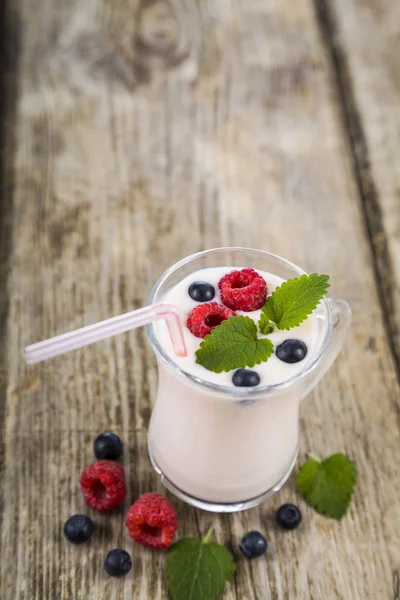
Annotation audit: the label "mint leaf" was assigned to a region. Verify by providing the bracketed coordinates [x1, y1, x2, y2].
[262, 273, 330, 330]
[258, 313, 274, 335]
[297, 453, 357, 519]
[195, 316, 274, 373]
[166, 527, 236, 600]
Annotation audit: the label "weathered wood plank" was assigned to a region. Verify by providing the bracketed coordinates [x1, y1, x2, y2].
[321, 0, 400, 377]
[0, 0, 399, 599]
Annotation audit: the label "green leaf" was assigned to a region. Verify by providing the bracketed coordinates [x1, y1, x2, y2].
[296, 453, 357, 520]
[258, 313, 274, 335]
[195, 316, 274, 373]
[166, 528, 236, 600]
[262, 273, 330, 330]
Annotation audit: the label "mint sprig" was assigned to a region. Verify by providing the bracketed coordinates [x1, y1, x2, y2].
[262, 273, 330, 331]
[195, 316, 274, 373]
[297, 453, 357, 519]
[166, 527, 236, 600]
[258, 313, 274, 335]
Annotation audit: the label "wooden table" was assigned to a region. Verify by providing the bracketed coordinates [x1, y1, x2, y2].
[1, 0, 399, 598]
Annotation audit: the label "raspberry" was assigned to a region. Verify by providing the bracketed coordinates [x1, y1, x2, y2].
[218, 268, 267, 311]
[80, 461, 126, 512]
[125, 492, 178, 550]
[187, 302, 236, 338]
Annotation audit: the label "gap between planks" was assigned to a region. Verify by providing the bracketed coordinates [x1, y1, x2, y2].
[0, 0, 21, 576]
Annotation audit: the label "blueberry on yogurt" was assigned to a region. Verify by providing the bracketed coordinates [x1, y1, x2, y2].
[276, 340, 307, 363]
[188, 281, 215, 302]
[232, 369, 260, 387]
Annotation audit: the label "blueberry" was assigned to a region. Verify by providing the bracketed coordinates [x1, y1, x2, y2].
[276, 504, 302, 530]
[94, 432, 123, 460]
[232, 369, 260, 387]
[239, 531, 267, 558]
[104, 549, 132, 577]
[64, 515, 94, 544]
[276, 339, 307, 363]
[188, 281, 215, 302]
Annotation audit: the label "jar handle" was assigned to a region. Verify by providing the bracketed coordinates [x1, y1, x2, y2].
[301, 298, 352, 399]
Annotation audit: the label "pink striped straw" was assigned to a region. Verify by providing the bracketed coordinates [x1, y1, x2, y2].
[24, 303, 187, 364]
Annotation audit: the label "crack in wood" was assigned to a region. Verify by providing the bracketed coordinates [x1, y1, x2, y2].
[0, 0, 20, 587]
[313, 0, 400, 388]
[394, 570, 400, 600]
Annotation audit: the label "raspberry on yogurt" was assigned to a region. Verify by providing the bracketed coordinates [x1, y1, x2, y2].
[218, 268, 267, 311]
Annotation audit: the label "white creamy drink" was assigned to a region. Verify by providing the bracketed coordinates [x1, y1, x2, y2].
[149, 266, 320, 506]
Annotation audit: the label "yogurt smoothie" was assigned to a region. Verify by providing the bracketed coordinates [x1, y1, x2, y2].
[148, 265, 321, 507]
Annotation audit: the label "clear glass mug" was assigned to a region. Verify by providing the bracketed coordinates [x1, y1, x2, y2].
[146, 248, 351, 513]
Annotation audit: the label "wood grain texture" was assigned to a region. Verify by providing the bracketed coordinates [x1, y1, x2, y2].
[0, 0, 399, 598]
[318, 0, 400, 381]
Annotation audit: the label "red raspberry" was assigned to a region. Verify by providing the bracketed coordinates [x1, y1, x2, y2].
[125, 492, 178, 550]
[80, 461, 126, 512]
[186, 302, 236, 338]
[219, 268, 267, 311]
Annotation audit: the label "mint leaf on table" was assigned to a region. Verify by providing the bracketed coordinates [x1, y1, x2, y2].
[262, 273, 330, 331]
[258, 313, 274, 335]
[296, 453, 357, 520]
[195, 316, 274, 373]
[166, 527, 236, 600]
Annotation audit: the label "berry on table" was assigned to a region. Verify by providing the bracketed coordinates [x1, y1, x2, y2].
[276, 339, 308, 363]
[239, 531, 267, 558]
[276, 504, 302, 530]
[232, 369, 260, 387]
[218, 268, 267, 312]
[93, 431, 123, 461]
[63, 514, 94, 544]
[126, 492, 178, 550]
[104, 549, 132, 577]
[187, 302, 236, 338]
[80, 461, 126, 512]
[188, 281, 215, 302]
